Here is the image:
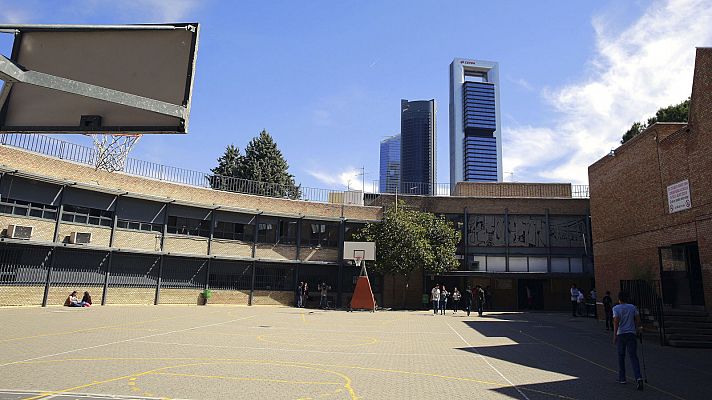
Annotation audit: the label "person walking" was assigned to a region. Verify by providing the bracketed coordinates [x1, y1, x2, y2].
[431, 284, 440, 315]
[577, 289, 586, 316]
[303, 282, 309, 308]
[439, 285, 449, 315]
[319, 282, 331, 309]
[464, 286, 473, 317]
[296, 282, 304, 308]
[613, 291, 644, 391]
[452, 288, 461, 314]
[590, 288, 598, 318]
[570, 284, 580, 317]
[603, 291, 614, 330]
[475, 285, 485, 317]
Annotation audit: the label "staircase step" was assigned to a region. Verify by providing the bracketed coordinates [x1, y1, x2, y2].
[665, 326, 712, 334]
[664, 308, 708, 317]
[664, 320, 712, 328]
[666, 333, 712, 342]
[667, 339, 712, 348]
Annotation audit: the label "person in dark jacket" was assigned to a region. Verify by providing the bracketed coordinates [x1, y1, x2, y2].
[603, 291, 614, 330]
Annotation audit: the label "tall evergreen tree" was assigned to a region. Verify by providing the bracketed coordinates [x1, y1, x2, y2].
[239, 130, 301, 199]
[621, 98, 690, 143]
[209, 144, 243, 191]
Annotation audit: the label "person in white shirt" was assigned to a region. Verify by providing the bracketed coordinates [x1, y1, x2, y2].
[577, 291, 585, 316]
[431, 285, 440, 315]
[452, 288, 461, 314]
[570, 284, 580, 317]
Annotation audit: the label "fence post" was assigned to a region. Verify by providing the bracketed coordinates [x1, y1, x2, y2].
[249, 260, 256, 306]
[504, 208, 510, 272]
[41, 247, 55, 307]
[155, 255, 164, 305]
[102, 251, 112, 306]
[336, 218, 345, 308]
[204, 258, 211, 291]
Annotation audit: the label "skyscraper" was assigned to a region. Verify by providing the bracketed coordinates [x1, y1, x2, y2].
[401, 99, 436, 195]
[379, 134, 401, 194]
[449, 58, 502, 189]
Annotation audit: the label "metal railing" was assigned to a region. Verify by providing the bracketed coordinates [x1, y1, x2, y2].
[1, 133, 590, 203]
[620, 279, 666, 346]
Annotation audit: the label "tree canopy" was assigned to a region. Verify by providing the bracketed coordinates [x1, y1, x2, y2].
[209, 130, 301, 199]
[354, 202, 461, 305]
[621, 98, 690, 143]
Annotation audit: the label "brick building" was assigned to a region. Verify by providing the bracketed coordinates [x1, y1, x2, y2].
[589, 48, 712, 345]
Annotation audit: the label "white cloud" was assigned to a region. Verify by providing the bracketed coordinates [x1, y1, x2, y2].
[307, 167, 364, 190]
[503, 0, 712, 184]
[116, 0, 200, 22]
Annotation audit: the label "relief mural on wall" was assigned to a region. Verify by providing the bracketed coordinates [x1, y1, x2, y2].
[549, 216, 586, 248]
[508, 215, 546, 247]
[468, 214, 586, 248]
[468, 215, 505, 247]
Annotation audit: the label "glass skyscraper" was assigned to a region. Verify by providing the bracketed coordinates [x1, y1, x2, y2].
[449, 58, 502, 189]
[379, 134, 400, 194]
[401, 99, 436, 195]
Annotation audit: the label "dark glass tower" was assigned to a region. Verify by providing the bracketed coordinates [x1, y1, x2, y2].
[400, 99, 436, 195]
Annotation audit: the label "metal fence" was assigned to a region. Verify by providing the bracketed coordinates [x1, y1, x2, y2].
[1, 133, 590, 203]
[620, 279, 666, 345]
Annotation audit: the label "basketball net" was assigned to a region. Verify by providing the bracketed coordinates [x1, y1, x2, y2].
[88, 134, 141, 172]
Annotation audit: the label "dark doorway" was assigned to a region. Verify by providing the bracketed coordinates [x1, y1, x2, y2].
[660, 242, 705, 307]
[518, 279, 544, 310]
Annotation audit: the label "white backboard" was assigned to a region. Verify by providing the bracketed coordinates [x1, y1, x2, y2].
[343, 241, 376, 261]
[0, 24, 199, 134]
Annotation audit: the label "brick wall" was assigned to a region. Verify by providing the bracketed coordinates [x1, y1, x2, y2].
[299, 247, 339, 262]
[372, 194, 589, 215]
[254, 244, 297, 260]
[0, 286, 45, 306]
[0, 146, 382, 222]
[252, 290, 293, 306]
[163, 235, 209, 255]
[210, 239, 253, 258]
[209, 290, 249, 305]
[589, 48, 712, 312]
[454, 182, 572, 198]
[0, 215, 55, 241]
[57, 222, 112, 246]
[158, 288, 202, 304]
[106, 287, 155, 304]
[113, 229, 161, 251]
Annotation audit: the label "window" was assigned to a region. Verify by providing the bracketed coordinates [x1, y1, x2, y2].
[301, 221, 338, 248]
[0, 197, 58, 220]
[214, 220, 254, 241]
[277, 219, 297, 245]
[117, 219, 162, 232]
[167, 216, 210, 237]
[61, 205, 113, 227]
[256, 222, 276, 243]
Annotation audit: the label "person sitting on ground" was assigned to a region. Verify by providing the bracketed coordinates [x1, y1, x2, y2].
[64, 291, 84, 307]
[81, 291, 92, 307]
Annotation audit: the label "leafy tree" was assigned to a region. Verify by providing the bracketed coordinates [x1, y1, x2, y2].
[354, 201, 461, 308]
[208, 144, 243, 191]
[621, 98, 690, 143]
[239, 130, 301, 199]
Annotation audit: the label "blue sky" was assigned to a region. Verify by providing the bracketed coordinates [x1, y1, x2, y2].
[1, 0, 711, 190]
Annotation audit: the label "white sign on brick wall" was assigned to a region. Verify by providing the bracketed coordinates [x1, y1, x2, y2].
[667, 179, 691, 213]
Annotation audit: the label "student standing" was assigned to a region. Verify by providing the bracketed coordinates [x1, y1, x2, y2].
[452, 288, 461, 314]
[431, 285, 440, 315]
[475, 285, 485, 317]
[613, 291, 644, 391]
[464, 286, 473, 316]
[439, 286, 449, 315]
[570, 284, 580, 317]
[603, 291, 614, 330]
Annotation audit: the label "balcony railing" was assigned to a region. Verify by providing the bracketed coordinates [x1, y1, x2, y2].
[0, 133, 589, 203]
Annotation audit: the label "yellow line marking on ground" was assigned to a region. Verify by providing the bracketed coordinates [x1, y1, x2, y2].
[514, 328, 686, 400]
[151, 371, 341, 385]
[301, 312, 307, 323]
[16, 356, 577, 399]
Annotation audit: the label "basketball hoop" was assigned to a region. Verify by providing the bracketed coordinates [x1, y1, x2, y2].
[87, 133, 142, 172]
[354, 256, 363, 267]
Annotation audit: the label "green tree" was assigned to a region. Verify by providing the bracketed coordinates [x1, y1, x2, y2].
[621, 98, 690, 143]
[208, 144, 243, 190]
[354, 202, 461, 308]
[240, 130, 301, 199]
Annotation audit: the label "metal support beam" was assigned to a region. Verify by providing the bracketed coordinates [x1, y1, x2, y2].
[546, 208, 551, 273]
[109, 195, 120, 247]
[249, 260, 256, 306]
[249, 214, 260, 306]
[41, 247, 54, 307]
[204, 258, 211, 291]
[102, 251, 112, 306]
[155, 254, 164, 306]
[504, 208, 510, 272]
[0, 55, 187, 120]
[336, 219, 345, 308]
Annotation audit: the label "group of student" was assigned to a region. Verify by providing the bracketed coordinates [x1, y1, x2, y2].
[64, 290, 92, 307]
[295, 281, 332, 309]
[569, 284, 598, 317]
[430, 284, 487, 317]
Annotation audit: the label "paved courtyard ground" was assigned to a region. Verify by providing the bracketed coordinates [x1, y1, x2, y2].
[0, 305, 710, 400]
